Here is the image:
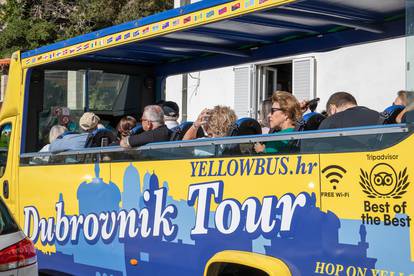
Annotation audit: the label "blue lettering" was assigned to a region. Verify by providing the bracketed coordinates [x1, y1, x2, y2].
[279, 157, 289, 175]
[190, 161, 198, 177]
[199, 161, 208, 176]
[266, 157, 278, 175]
[227, 159, 239, 176]
[295, 156, 306, 174]
[240, 158, 255, 176]
[217, 160, 227, 176]
[207, 160, 217, 176]
[254, 158, 266, 175]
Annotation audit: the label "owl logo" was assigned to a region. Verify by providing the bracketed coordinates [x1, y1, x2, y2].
[360, 163, 409, 198]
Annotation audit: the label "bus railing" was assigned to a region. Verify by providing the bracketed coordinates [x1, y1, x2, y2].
[20, 124, 410, 159]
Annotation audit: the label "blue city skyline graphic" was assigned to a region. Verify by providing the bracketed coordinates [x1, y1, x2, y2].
[34, 162, 404, 276]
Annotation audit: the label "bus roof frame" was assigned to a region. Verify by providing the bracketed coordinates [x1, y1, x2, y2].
[20, 0, 406, 76]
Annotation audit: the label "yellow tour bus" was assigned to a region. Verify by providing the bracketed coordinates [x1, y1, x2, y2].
[0, 0, 413, 275]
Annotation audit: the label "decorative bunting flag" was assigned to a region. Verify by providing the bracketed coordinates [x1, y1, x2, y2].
[183, 16, 191, 24]
[172, 19, 180, 26]
[206, 10, 215, 18]
[232, 3, 241, 11]
[162, 22, 170, 29]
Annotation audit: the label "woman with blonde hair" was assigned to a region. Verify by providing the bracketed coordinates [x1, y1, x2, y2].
[183, 105, 237, 140]
[255, 91, 301, 153]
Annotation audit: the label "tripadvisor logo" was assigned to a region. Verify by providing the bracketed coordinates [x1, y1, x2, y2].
[359, 163, 409, 199]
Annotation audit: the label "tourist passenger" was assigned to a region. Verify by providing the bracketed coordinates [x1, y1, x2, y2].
[159, 101, 180, 129]
[254, 91, 301, 154]
[120, 105, 170, 148]
[259, 98, 272, 134]
[49, 112, 100, 152]
[116, 116, 137, 140]
[40, 125, 67, 152]
[394, 90, 408, 106]
[183, 106, 237, 140]
[318, 92, 381, 129]
[394, 90, 414, 123]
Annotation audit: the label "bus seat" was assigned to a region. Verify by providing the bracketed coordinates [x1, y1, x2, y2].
[381, 105, 404, 124]
[85, 128, 116, 147]
[169, 122, 205, 141]
[296, 112, 326, 131]
[223, 118, 261, 156]
[228, 118, 262, 136]
[130, 124, 144, 135]
[170, 121, 193, 141]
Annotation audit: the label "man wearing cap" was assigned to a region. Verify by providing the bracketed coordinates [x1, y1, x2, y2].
[49, 112, 100, 152]
[159, 101, 180, 129]
[120, 105, 170, 148]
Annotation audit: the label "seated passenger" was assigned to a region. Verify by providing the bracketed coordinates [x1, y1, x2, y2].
[318, 92, 381, 129]
[40, 125, 67, 152]
[158, 100, 180, 130]
[184, 106, 237, 157]
[182, 108, 211, 140]
[258, 98, 272, 134]
[255, 91, 301, 154]
[49, 112, 100, 152]
[395, 91, 414, 123]
[393, 90, 408, 106]
[183, 106, 237, 140]
[120, 105, 170, 148]
[112, 116, 137, 145]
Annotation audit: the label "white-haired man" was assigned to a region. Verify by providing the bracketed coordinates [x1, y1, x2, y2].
[120, 105, 170, 148]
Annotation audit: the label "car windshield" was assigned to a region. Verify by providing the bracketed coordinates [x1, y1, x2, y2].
[0, 198, 19, 235]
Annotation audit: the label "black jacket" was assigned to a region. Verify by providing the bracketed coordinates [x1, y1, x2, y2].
[318, 106, 381, 130]
[128, 125, 170, 147]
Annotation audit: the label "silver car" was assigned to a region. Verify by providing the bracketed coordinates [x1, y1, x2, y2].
[0, 198, 37, 276]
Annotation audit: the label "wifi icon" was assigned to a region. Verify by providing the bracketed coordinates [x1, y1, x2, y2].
[322, 165, 347, 190]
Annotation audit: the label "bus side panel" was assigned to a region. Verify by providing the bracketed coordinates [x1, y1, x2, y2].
[110, 155, 321, 275]
[17, 163, 120, 275]
[19, 154, 320, 275]
[319, 137, 414, 275]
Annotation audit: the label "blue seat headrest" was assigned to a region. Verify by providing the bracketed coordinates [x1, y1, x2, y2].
[228, 118, 262, 136]
[297, 112, 326, 131]
[85, 128, 116, 147]
[381, 105, 404, 124]
[170, 121, 203, 141]
[130, 124, 143, 135]
[382, 105, 404, 117]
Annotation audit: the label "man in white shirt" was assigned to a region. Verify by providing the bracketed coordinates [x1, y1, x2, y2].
[159, 101, 180, 129]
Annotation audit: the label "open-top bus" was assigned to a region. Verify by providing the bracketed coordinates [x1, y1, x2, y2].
[0, 0, 413, 275]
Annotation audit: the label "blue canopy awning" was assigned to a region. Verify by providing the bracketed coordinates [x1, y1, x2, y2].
[21, 0, 406, 75]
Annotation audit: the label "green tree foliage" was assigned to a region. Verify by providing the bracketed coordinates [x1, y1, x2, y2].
[116, 0, 174, 24]
[0, 0, 173, 58]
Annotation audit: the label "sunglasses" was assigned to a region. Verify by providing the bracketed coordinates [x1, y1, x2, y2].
[271, 107, 284, 114]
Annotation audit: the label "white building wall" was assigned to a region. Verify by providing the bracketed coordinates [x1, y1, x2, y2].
[166, 37, 406, 119]
[315, 37, 405, 112]
[166, 67, 235, 121]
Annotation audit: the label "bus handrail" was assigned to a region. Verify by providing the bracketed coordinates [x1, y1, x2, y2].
[19, 124, 410, 158]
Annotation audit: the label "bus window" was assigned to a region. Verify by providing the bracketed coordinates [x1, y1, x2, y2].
[23, 65, 155, 153]
[0, 124, 11, 177]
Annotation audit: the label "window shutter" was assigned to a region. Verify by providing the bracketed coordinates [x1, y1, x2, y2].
[293, 57, 315, 101]
[234, 66, 253, 118]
